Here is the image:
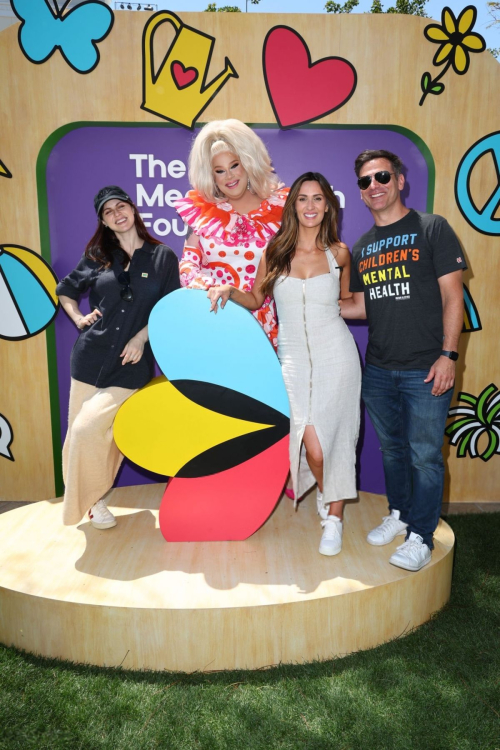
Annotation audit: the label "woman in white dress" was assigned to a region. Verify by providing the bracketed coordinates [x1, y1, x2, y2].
[208, 172, 361, 556]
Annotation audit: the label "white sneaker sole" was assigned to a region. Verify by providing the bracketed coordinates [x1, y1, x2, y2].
[319, 544, 342, 556]
[389, 554, 431, 572]
[89, 518, 117, 530]
[366, 527, 407, 546]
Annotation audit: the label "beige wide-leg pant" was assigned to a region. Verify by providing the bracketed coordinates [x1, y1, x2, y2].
[62, 378, 136, 525]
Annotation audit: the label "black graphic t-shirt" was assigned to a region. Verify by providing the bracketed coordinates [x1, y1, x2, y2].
[350, 210, 467, 370]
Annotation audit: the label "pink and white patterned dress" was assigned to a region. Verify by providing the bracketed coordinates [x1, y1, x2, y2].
[174, 186, 289, 350]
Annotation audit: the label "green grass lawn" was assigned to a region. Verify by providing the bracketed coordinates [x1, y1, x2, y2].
[1, 513, 499, 750]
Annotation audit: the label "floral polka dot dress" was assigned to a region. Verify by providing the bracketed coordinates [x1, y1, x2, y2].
[174, 186, 289, 351]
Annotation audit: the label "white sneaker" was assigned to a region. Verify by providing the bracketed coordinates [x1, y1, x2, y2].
[389, 532, 431, 571]
[319, 516, 343, 556]
[367, 509, 408, 546]
[88, 499, 117, 530]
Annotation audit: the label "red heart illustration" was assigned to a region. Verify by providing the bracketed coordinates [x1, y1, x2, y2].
[171, 60, 199, 90]
[263, 26, 357, 129]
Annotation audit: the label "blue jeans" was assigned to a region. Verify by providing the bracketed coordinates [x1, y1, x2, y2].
[362, 364, 453, 549]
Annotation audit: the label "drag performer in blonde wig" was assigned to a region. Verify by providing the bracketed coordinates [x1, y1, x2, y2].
[175, 119, 288, 350]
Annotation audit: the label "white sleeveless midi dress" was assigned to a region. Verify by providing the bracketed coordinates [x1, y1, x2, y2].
[273, 249, 361, 513]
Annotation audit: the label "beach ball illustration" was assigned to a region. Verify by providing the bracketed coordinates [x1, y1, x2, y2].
[114, 289, 290, 542]
[0, 244, 59, 341]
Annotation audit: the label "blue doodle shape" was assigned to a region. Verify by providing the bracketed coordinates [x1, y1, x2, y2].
[11, 0, 114, 74]
[149, 289, 290, 418]
[455, 131, 500, 236]
[463, 284, 482, 333]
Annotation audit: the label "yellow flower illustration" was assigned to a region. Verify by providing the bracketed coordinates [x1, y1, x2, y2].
[419, 5, 486, 105]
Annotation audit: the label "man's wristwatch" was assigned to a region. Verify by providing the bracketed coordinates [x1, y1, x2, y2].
[441, 350, 459, 361]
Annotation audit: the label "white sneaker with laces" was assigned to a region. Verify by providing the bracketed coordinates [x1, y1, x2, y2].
[389, 532, 431, 571]
[88, 499, 117, 530]
[319, 516, 343, 556]
[367, 509, 408, 546]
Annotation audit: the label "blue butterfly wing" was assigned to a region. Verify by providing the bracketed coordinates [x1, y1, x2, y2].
[59, 3, 114, 73]
[12, 0, 59, 63]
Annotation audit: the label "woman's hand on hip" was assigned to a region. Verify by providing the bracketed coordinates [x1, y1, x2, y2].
[120, 334, 145, 365]
[208, 285, 233, 313]
[77, 309, 102, 330]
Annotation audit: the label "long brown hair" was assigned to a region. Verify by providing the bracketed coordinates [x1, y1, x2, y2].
[260, 172, 340, 297]
[85, 203, 161, 269]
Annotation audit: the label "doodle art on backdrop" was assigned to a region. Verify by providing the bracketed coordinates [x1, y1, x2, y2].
[141, 10, 238, 130]
[0, 414, 14, 462]
[114, 289, 290, 542]
[446, 384, 500, 461]
[11, 0, 114, 74]
[419, 5, 486, 106]
[0, 159, 12, 179]
[455, 131, 500, 236]
[0, 245, 59, 341]
[463, 284, 482, 333]
[262, 26, 357, 129]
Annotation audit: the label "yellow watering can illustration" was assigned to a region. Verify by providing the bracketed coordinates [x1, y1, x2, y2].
[141, 10, 238, 129]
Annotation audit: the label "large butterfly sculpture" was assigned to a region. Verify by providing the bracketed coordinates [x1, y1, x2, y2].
[114, 290, 291, 542]
[11, 0, 114, 74]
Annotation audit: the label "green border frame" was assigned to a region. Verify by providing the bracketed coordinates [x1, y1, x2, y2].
[36, 121, 435, 497]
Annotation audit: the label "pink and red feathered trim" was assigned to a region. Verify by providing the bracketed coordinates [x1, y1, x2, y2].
[174, 187, 289, 246]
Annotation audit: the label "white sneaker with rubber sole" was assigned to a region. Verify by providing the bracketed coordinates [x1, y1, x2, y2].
[389, 532, 432, 571]
[367, 509, 408, 546]
[319, 516, 343, 556]
[88, 499, 117, 530]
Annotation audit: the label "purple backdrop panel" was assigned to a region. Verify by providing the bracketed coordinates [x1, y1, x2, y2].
[44, 125, 430, 493]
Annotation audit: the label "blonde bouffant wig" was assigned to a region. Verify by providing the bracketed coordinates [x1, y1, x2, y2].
[188, 119, 280, 203]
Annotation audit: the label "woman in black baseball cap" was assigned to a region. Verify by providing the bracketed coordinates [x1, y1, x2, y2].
[56, 186, 180, 530]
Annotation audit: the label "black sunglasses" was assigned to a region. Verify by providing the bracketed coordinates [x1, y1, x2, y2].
[357, 171, 395, 191]
[118, 271, 133, 302]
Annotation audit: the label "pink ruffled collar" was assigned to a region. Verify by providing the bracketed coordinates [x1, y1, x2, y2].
[174, 186, 289, 245]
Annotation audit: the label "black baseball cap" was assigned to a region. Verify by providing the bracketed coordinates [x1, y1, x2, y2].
[94, 185, 132, 216]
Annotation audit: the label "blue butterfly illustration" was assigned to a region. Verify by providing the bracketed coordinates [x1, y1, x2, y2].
[11, 0, 114, 74]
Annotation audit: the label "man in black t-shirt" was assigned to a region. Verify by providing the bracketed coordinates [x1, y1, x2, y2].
[341, 149, 466, 571]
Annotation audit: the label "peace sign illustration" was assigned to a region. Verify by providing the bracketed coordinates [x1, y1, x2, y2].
[455, 131, 500, 236]
[114, 290, 291, 542]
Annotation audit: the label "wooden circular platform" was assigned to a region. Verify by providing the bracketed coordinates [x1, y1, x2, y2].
[0, 487, 454, 671]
